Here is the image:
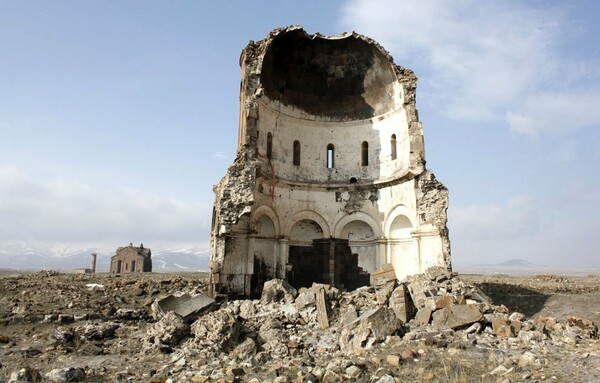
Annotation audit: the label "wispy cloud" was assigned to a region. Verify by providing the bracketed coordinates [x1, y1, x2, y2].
[212, 152, 228, 159]
[449, 189, 600, 267]
[507, 91, 600, 138]
[451, 195, 540, 241]
[0, 165, 211, 250]
[339, 0, 600, 137]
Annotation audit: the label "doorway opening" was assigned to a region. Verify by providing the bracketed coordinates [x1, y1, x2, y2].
[287, 238, 369, 291]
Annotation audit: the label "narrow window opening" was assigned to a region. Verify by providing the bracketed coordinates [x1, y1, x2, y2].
[327, 144, 334, 168]
[255, 131, 260, 156]
[350, 177, 357, 183]
[361, 141, 369, 166]
[293, 140, 301, 166]
[267, 132, 273, 159]
[391, 134, 397, 160]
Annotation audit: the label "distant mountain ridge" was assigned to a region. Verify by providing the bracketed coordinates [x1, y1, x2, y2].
[0, 243, 210, 272]
[454, 258, 598, 276]
[495, 259, 538, 267]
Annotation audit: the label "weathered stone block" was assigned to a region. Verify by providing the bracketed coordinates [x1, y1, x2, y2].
[492, 319, 515, 338]
[260, 279, 297, 304]
[431, 304, 483, 329]
[339, 307, 402, 353]
[147, 311, 190, 345]
[152, 292, 215, 320]
[389, 283, 411, 323]
[415, 308, 433, 326]
[425, 295, 455, 310]
[386, 354, 401, 367]
[191, 308, 242, 352]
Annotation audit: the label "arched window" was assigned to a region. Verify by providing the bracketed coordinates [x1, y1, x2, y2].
[267, 132, 273, 159]
[293, 140, 300, 166]
[391, 134, 397, 160]
[327, 144, 334, 168]
[361, 141, 369, 166]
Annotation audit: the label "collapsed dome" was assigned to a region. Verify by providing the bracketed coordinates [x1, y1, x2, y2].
[260, 29, 399, 121]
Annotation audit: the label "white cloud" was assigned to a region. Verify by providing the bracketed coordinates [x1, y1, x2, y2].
[449, 189, 600, 267]
[507, 91, 600, 137]
[339, 0, 600, 136]
[0, 165, 211, 251]
[451, 195, 539, 241]
[212, 151, 228, 159]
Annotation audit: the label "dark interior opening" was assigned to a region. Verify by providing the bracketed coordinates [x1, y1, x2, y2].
[260, 29, 397, 120]
[287, 238, 370, 291]
[288, 245, 323, 289]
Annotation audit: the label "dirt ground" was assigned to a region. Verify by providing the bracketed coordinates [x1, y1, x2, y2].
[461, 273, 600, 324]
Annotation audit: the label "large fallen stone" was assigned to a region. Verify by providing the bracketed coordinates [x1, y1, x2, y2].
[75, 322, 119, 340]
[424, 295, 456, 311]
[258, 316, 285, 343]
[191, 308, 242, 352]
[8, 367, 42, 383]
[492, 318, 515, 338]
[339, 307, 402, 353]
[567, 315, 598, 338]
[44, 367, 86, 383]
[424, 266, 454, 282]
[260, 279, 297, 304]
[371, 263, 397, 285]
[405, 277, 439, 310]
[431, 304, 483, 329]
[414, 308, 433, 326]
[147, 311, 190, 345]
[152, 292, 214, 320]
[389, 283, 412, 323]
[295, 289, 316, 311]
[232, 337, 257, 360]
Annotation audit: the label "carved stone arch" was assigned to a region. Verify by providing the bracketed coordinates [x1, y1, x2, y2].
[251, 205, 281, 236]
[385, 205, 415, 238]
[333, 212, 382, 239]
[285, 210, 331, 238]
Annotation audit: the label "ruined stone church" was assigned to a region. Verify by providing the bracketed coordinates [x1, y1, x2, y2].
[210, 26, 451, 296]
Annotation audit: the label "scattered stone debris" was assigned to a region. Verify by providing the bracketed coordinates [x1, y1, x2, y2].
[1, 270, 599, 382]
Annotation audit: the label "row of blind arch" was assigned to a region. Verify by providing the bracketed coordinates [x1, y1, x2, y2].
[265, 132, 398, 168]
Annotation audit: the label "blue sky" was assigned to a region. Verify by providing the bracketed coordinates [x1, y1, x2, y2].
[1, 1, 599, 268]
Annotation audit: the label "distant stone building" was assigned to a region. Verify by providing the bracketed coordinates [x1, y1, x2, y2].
[110, 243, 152, 273]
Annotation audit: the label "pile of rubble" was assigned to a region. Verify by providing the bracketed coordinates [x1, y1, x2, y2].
[141, 267, 599, 382]
[2, 268, 599, 382]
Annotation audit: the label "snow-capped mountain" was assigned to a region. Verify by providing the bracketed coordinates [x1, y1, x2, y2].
[0, 242, 210, 272]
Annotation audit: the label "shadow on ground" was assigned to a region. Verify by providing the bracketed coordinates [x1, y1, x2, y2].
[475, 282, 550, 318]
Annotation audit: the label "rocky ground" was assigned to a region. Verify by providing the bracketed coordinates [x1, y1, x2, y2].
[0, 269, 598, 383]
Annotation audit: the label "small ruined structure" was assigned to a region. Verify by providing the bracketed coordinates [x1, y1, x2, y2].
[110, 243, 152, 273]
[210, 26, 450, 296]
[74, 253, 98, 274]
[90, 252, 97, 273]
